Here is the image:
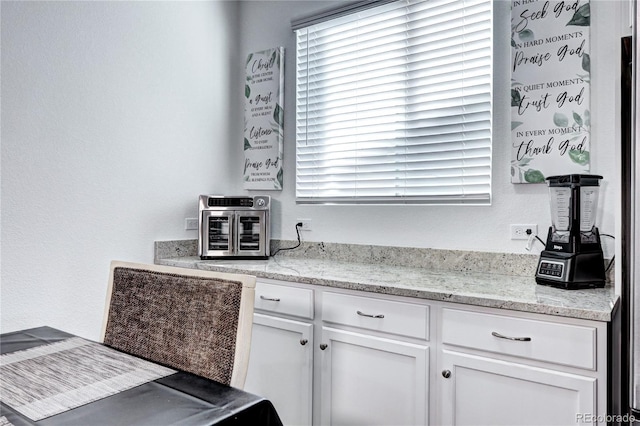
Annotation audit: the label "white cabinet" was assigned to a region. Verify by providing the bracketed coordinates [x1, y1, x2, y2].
[440, 308, 597, 370]
[319, 327, 429, 426]
[245, 279, 608, 426]
[436, 307, 606, 426]
[439, 350, 596, 426]
[319, 291, 430, 425]
[245, 281, 314, 426]
[247, 282, 431, 426]
[245, 314, 313, 426]
[322, 291, 429, 340]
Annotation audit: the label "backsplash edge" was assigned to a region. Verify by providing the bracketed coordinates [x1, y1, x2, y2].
[154, 239, 544, 277]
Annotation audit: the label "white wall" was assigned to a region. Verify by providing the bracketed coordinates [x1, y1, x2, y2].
[1, 1, 241, 338]
[236, 0, 624, 256]
[0, 0, 628, 337]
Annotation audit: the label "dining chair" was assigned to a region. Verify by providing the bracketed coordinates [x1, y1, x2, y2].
[100, 260, 256, 389]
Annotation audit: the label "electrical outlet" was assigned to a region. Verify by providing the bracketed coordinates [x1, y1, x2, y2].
[297, 218, 312, 231]
[185, 218, 199, 230]
[510, 224, 537, 240]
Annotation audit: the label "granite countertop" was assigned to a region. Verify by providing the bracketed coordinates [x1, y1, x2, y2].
[155, 240, 618, 322]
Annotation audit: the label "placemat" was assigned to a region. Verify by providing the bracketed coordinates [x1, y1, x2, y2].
[0, 337, 175, 421]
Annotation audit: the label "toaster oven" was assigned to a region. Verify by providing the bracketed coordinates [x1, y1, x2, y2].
[198, 195, 271, 259]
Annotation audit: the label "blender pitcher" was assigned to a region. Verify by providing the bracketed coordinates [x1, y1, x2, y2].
[536, 174, 605, 289]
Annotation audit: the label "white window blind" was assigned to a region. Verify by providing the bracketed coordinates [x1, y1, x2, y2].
[295, 0, 493, 204]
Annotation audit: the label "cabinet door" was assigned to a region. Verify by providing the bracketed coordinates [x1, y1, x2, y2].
[438, 350, 597, 426]
[245, 314, 313, 426]
[319, 327, 429, 426]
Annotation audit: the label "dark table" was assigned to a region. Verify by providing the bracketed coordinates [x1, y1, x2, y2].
[0, 327, 282, 426]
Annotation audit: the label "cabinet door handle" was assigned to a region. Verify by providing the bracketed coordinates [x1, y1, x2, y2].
[356, 310, 385, 319]
[491, 331, 532, 342]
[442, 370, 451, 379]
[319, 343, 328, 350]
[260, 295, 281, 302]
[300, 339, 308, 346]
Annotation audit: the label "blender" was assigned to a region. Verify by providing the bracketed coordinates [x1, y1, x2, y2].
[535, 174, 606, 289]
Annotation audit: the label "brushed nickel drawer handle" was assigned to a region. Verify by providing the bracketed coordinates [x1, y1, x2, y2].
[260, 295, 281, 302]
[491, 331, 532, 342]
[356, 310, 385, 319]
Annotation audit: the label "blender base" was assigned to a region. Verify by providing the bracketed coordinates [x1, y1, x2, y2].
[535, 251, 606, 290]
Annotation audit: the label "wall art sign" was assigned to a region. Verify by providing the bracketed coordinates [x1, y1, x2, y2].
[244, 47, 284, 190]
[510, 0, 591, 183]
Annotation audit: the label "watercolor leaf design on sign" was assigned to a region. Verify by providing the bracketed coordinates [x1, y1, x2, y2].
[510, 79, 524, 131]
[524, 169, 545, 183]
[509, 157, 544, 183]
[569, 149, 589, 166]
[511, 89, 521, 107]
[581, 53, 590, 73]
[553, 112, 569, 127]
[511, 157, 544, 183]
[553, 108, 591, 168]
[573, 112, 583, 126]
[518, 29, 534, 41]
[272, 101, 284, 190]
[567, 3, 590, 26]
[510, 157, 544, 183]
[271, 103, 284, 146]
[568, 109, 590, 167]
[273, 103, 284, 127]
[245, 53, 254, 97]
[275, 48, 281, 69]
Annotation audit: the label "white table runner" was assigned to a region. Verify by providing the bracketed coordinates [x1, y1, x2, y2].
[0, 337, 175, 421]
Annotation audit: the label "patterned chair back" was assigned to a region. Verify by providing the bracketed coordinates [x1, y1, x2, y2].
[101, 261, 256, 389]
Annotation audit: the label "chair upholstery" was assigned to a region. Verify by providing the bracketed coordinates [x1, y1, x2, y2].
[100, 261, 256, 389]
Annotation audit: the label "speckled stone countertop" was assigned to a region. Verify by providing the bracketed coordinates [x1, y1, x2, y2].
[154, 240, 619, 322]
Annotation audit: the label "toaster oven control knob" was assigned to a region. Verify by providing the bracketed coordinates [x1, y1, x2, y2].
[256, 198, 266, 207]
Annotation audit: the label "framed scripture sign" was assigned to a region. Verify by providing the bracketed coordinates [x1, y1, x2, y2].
[244, 47, 284, 190]
[510, 0, 591, 183]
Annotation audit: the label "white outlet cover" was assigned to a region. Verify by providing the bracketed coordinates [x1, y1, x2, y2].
[297, 218, 312, 231]
[510, 224, 538, 240]
[185, 218, 199, 230]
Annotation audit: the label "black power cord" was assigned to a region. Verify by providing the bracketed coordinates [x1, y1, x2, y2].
[529, 229, 616, 272]
[525, 228, 546, 249]
[271, 223, 303, 257]
[526, 230, 615, 272]
[527, 229, 546, 246]
[600, 233, 616, 273]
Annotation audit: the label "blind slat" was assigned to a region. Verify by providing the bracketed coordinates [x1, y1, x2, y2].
[295, 0, 492, 204]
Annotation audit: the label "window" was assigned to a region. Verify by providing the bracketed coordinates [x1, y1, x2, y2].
[294, 0, 493, 204]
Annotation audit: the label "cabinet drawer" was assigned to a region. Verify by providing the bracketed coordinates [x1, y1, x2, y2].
[441, 308, 596, 370]
[254, 281, 314, 319]
[322, 292, 429, 340]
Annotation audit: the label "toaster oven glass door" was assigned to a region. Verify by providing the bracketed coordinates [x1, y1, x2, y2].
[202, 211, 234, 257]
[236, 211, 267, 256]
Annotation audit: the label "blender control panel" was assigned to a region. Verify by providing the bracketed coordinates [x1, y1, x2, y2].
[537, 260, 566, 280]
